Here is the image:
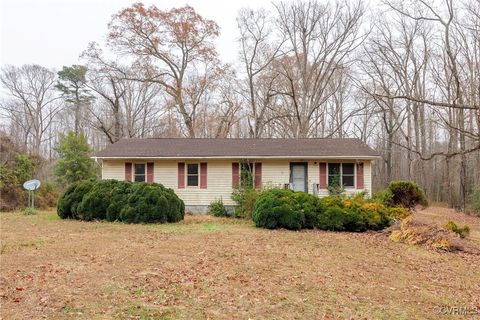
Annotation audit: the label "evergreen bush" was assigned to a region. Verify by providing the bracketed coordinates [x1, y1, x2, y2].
[253, 190, 391, 232]
[119, 183, 185, 223]
[57, 180, 184, 223]
[208, 199, 230, 217]
[317, 206, 348, 231]
[77, 180, 120, 221]
[384, 180, 428, 209]
[57, 180, 95, 219]
[252, 189, 322, 230]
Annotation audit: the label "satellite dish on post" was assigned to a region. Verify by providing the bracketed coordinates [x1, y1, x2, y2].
[23, 179, 41, 209]
[23, 179, 41, 191]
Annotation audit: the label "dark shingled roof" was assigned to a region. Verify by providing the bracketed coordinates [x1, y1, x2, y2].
[94, 138, 379, 159]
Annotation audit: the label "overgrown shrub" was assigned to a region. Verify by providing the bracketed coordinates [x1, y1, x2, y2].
[76, 180, 120, 221]
[253, 189, 316, 230]
[252, 189, 325, 230]
[57, 180, 95, 219]
[57, 180, 185, 224]
[320, 195, 344, 208]
[380, 180, 428, 209]
[35, 182, 60, 209]
[317, 206, 348, 231]
[0, 134, 42, 211]
[209, 199, 230, 217]
[372, 189, 393, 207]
[359, 202, 391, 230]
[119, 183, 184, 223]
[292, 191, 323, 229]
[444, 221, 470, 238]
[469, 186, 480, 216]
[106, 181, 136, 221]
[231, 187, 262, 219]
[253, 190, 391, 232]
[334, 197, 390, 231]
[386, 207, 411, 220]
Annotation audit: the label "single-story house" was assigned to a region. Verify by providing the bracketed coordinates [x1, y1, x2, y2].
[94, 138, 379, 213]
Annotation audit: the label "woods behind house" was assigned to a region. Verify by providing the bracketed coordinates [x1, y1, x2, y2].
[1, 0, 479, 210]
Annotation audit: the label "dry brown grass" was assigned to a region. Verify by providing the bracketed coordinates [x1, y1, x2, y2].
[1, 208, 479, 319]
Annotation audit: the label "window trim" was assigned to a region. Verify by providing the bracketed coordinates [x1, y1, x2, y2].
[133, 162, 146, 182]
[327, 162, 356, 189]
[186, 162, 200, 188]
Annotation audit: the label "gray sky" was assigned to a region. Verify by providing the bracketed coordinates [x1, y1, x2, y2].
[0, 0, 271, 69]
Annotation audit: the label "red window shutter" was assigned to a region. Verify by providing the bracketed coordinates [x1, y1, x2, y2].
[254, 162, 262, 188]
[319, 162, 327, 188]
[232, 163, 239, 187]
[146, 162, 154, 183]
[200, 163, 207, 189]
[125, 162, 132, 181]
[178, 163, 185, 189]
[356, 162, 364, 189]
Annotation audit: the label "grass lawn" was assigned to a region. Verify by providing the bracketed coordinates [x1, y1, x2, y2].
[1, 208, 479, 319]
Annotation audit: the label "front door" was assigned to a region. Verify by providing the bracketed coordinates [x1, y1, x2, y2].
[290, 163, 307, 192]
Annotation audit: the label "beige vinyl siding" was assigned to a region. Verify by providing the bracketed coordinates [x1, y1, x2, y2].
[102, 160, 234, 206]
[102, 161, 125, 180]
[101, 159, 374, 206]
[153, 161, 177, 188]
[307, 161, 319, 194]
[261, 161, 290, 189]
[154, 160, 234, 206]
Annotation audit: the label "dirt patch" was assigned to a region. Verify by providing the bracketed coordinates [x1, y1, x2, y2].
[1, 209, 479, 319]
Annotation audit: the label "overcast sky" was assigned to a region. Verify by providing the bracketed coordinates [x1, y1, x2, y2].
[0, 0, 273, 69]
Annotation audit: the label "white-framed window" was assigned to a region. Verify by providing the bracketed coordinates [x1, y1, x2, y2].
[187, 163, 199, 187]
[134, 163, 146, 182]
[328, 163, 355, 188]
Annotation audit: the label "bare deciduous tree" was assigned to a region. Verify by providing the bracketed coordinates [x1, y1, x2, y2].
[107, 3, 221, 138]
[237, 8, 284, 137]
[0, 65, 61, 154]
[272, 0, 365, 137]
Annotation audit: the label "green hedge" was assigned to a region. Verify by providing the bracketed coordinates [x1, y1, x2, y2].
[376, 180, 428, 209]
[253, 189, 392, 232]
[252, 189, 323, 230]
[57, 180, 184, 223]
[119, 183, 185, 223]
[57, 180, 95, 219]
[77, 180, 119, 221]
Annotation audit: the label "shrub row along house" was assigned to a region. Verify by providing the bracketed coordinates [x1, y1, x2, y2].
[94, 138, 379, 213]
